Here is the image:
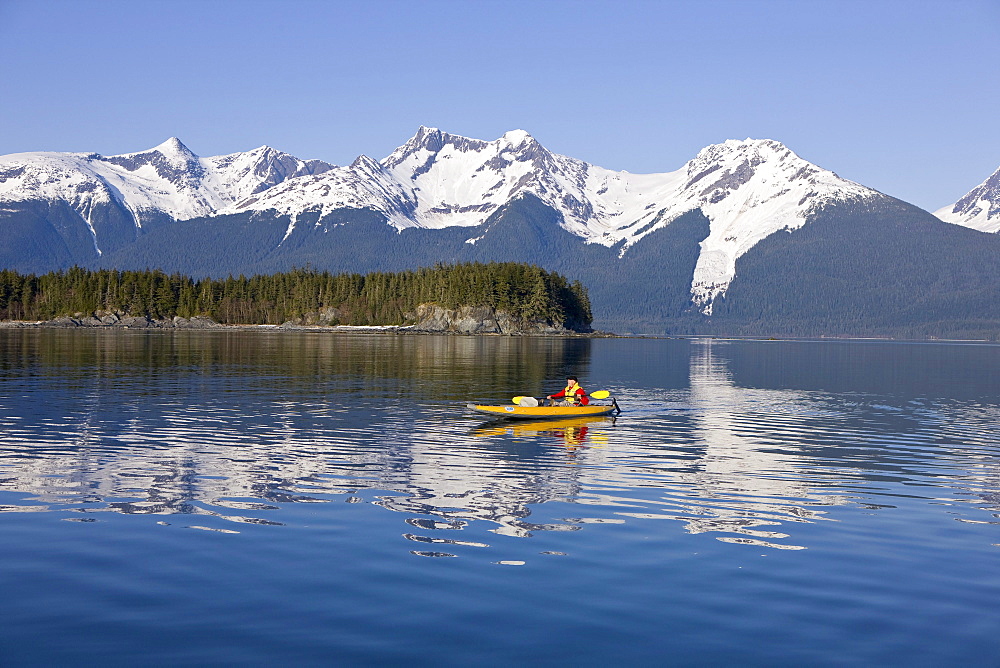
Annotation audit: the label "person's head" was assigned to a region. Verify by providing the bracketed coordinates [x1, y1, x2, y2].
[566, 376, 578, 386]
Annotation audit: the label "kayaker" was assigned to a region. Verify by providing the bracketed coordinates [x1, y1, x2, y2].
[546, 376, 589, 406]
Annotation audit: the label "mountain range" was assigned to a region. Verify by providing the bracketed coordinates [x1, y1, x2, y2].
[1, 128, 999, 337]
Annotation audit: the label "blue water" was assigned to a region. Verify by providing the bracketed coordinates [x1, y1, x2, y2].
[1, 330, 998, 666]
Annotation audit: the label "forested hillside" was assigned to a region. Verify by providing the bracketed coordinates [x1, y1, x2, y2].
[0, 263, 592, 329]
[95, 194, 708, 333]
[709, 198, 1000, 340]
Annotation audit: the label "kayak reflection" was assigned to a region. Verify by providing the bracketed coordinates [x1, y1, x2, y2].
[471, 416, 615, 448]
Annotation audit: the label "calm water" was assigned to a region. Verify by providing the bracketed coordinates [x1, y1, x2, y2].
[1, 330, 998, 666]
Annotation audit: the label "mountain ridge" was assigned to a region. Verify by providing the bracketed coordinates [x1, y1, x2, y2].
[3, 128, 883, 311]
[220, 127, 881, 311]
[0, 139, 333, 241]
[3, 129, 999, 337]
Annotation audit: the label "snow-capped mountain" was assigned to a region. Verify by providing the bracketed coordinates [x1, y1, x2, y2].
[227, 153, 417, 241]
[934, 166, 1000, 233]
[0, 138, 332, 252]
[227, 126, 602, 233]
[227, 127, 878, 311]
[607, 138, 877, 311]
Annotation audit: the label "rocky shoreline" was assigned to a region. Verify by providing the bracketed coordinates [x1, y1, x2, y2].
[0, 314, 225, 329]
[0, 304, 605, 336]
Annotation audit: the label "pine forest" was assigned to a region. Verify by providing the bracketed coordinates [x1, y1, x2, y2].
[0, 263, 593, 329]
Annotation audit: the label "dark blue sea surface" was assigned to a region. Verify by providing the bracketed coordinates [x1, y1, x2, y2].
[1, 330, 998, 666]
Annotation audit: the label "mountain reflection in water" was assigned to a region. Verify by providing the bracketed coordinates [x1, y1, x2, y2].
[0, 330, 998, 556]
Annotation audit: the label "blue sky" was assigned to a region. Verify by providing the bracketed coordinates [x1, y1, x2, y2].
[1, 0, 997, 211]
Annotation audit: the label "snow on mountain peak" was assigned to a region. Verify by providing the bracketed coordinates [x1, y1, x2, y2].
[379, 127, 569, 229]
[234, 127, 576, 231]
[205, 146, 333, 202]
[934, 165, 1000, 233]
[500, 129, 532, 145]
[0, 140, 334, 231]
[227, 151, 415, 236]
[147, 137, 198, 168]
[350, 154, 381, 170]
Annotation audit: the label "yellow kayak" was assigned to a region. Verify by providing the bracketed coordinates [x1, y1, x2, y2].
[466, 401, 619, 419]
[471, 415, 612, 437]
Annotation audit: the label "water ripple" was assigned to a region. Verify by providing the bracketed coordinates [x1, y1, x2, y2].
[0, 331, 998, 559]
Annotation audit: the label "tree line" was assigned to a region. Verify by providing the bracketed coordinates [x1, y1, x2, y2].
[0, 263, 592, 328]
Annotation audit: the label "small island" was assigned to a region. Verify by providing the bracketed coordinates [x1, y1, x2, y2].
[0, 262, 593, 335]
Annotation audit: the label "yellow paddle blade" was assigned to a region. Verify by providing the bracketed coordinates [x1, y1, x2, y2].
[512, 396, 528, 404]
